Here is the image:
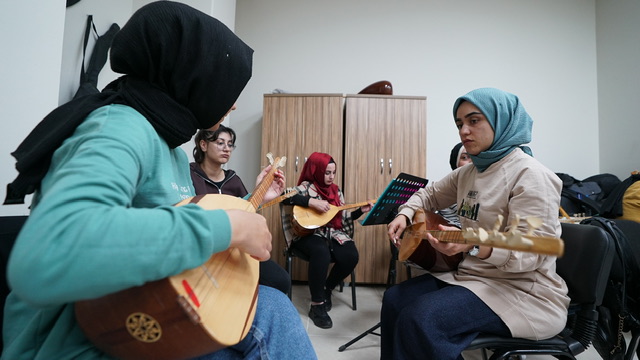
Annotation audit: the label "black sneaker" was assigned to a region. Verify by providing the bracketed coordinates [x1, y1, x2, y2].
[324, 288, 332, 312]
[309, 304, 333, 329]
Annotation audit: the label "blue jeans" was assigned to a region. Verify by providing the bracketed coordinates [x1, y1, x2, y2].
[194, 285, 317, 360]
[380, 274, 510, 360]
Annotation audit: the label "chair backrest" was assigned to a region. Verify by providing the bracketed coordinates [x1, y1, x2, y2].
[0, 215, 28, 352]
[558, 222, 615, 306]
[611, 218, 640, 268]
[278, 203, 314, 264]
[279, 203, 295, 250]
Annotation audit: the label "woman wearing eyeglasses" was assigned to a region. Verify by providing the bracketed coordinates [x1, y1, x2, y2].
[191, 124, 246, 195]
[190, 124, 292, 295]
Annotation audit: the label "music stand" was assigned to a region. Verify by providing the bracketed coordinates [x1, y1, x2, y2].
[360, 173, 429, 227]
[338, 173, 428, 352]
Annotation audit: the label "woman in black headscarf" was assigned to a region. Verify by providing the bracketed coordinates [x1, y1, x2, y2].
[2, 2, 315, 359]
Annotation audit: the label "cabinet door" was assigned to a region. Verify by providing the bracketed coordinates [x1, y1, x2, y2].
[293, 95, 344, 184]
[343, 95, 426, 284]
[260, 94, 344, 280]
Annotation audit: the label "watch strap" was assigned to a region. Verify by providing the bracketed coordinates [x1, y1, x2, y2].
[467, 245, 480, 257]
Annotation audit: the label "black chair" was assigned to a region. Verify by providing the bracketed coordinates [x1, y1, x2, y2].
[610, 219, 640, 360]
[466, 222, 615, 360]
[280, 204, 357, 310]
[0, 215, 28, 353]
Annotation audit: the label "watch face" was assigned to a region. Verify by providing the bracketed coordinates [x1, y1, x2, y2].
[468, 245, 480, 256]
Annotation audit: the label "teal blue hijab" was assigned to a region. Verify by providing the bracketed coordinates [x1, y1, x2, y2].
[452, 88, 533, 172]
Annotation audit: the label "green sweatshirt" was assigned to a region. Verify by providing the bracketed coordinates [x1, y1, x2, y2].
[2, 105, 232, 359]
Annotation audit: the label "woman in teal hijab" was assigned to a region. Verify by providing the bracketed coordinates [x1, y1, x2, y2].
[383, 88, 567, 360]
[453, 87, 533, 172]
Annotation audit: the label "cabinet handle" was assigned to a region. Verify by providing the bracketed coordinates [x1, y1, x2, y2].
[295, 156, 299, 172]
[380, 158, 384, 174]
[389, 158, 392, 175]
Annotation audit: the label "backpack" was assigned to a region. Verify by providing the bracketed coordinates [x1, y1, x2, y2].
[580, 217, 640, 360]
[601, 172, 640, 220]
[557, 173, 621, 217]
[73, 15, 120, 99]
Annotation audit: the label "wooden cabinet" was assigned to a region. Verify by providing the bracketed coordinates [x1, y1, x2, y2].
[260, 93, 426, 284]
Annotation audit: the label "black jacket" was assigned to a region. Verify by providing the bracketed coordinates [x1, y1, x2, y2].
[189, 162, 248, 197]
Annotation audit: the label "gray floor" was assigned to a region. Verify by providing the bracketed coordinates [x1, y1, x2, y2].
[291, 283, 622, 360]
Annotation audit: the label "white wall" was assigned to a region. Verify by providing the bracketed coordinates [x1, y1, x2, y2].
[596, 0, 640, 180]
[59, 0, 134, 104]
[2, 0, 638, 216]
[0, 0, 235, 216]
[233, 0, 605, 188]
[0, 0, 67, 216]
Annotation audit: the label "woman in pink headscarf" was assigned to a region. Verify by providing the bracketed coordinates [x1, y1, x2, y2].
[282, 152, 372, 329]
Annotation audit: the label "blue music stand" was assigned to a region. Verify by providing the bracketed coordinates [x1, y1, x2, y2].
[360, 172, 429, 226]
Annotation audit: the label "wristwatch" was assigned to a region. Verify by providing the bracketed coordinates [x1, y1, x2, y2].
[467, 245, 480, 257]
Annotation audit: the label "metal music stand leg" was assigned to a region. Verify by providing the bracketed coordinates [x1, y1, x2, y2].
[338, 322, 381, 352]
[338, 243, 398, 352]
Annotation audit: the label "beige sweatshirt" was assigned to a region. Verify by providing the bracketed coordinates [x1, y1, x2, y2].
[397, 148, 569, 340]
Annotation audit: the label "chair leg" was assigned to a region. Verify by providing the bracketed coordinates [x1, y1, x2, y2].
[350, 270, 357, 311]
[626, 328, 639, 360]
[285, 253, 293, 299]
[480, 348, 489, 360]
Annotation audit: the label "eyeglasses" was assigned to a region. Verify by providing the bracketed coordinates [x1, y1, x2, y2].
[213, 140, 236, 151]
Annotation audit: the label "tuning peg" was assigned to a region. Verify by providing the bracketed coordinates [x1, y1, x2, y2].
[525, 217, 543, 236]
[476, 228, 489, 242]
[493, 214, 504, 232]
[509, 214, 520, 230]
[462, 227, 478, 241]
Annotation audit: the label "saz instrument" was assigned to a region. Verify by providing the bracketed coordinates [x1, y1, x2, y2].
[398, 209, 565, 272]
[292, 199, 376, 230]
[74, 154, 286, 360]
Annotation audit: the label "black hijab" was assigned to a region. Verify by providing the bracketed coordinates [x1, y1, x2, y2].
[5, 1, 253, 205]
[449, 142, 463, 171]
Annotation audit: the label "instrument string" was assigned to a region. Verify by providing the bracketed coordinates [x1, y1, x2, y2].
[193, 157, 282, 306]
[405, 229, 463, 243]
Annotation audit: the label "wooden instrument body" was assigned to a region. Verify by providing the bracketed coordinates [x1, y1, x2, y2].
[292, 204, 341, 230]
[289, 218, 315, 238]
[398, 209, 564, 272]
[292, 200, 374, 230]
[75, 194, 259, 360]
[398, 209, 463, 271]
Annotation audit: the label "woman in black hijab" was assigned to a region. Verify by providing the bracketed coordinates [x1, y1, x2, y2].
[2, 2, 316, 359]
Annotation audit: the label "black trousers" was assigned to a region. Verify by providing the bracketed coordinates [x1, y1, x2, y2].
[291, 235, 358, 303]
[259, 259, 291, 295]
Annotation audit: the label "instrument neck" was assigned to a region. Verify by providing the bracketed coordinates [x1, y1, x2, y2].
[259, 190, 296, 210]
[247, 161, 280, 209]
[338, 200, 374, 211]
